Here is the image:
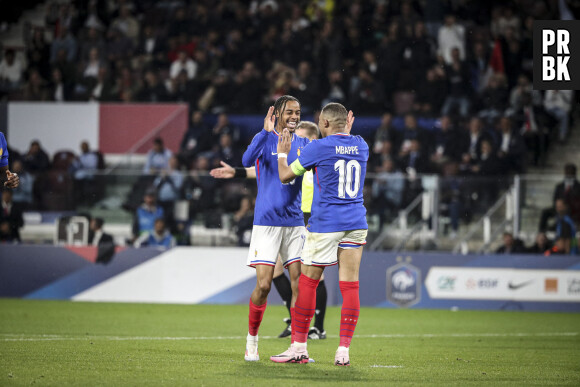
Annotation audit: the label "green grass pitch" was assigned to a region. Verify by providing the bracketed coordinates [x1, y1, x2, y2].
[0, 299, 579, 386]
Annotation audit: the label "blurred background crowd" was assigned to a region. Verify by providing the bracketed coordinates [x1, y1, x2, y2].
[1, 0, 578, 254]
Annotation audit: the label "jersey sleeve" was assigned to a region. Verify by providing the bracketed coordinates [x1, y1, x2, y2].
[242, 129, 269, 167]
[0, 132, 8, 168]
[296, 140, 319, 171]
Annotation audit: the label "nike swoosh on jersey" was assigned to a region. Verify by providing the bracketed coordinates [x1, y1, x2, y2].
[271, 152, 278, 155]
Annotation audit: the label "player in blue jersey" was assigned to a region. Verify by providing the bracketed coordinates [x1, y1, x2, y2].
[271, 102, 368, 366]
[241, 95, 311, 362]
[0, 132, 20, 189]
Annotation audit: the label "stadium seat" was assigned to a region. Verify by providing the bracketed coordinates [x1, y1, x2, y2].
[52, 150, 76, 171]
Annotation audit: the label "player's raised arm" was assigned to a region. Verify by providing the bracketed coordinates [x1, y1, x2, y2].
[241, 106, 275, 167]
[277, 129, 299, 183]
[346, 110, 355, 132]
[210, 161, 256, 179]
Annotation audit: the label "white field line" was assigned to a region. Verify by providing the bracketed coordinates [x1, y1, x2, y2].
[0, 332, 577, 342]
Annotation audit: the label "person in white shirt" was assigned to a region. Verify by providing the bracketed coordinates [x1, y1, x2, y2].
[0, 49, 23, 91]
[544, 90, 574, 142]
[438, 14, 465, 64]
[169, 51, 197, 80]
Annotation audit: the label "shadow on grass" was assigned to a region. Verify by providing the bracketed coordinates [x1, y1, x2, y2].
[236, 361, 376, 383]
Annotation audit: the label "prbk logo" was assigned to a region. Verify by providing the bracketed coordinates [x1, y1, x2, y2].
[386, 263, 421, 308]
[534, 21, 580, 90]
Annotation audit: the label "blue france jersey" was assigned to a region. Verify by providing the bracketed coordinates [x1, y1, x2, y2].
[293, 133, 369, 233]
[242, 129, 310, 227]
[0, 132, 8, 168]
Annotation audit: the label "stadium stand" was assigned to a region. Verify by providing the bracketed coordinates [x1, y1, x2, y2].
[1, 0, 578, 254]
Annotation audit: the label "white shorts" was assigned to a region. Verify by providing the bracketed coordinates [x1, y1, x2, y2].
[301, 229, 368, 267]
[246, 225, 306, 268]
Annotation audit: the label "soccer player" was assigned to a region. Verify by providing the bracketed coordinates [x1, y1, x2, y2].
[210, 121, 328, 340]
[0, 132, 20, 189]
[240, 95, 310, 362]
[271, 103, 367, 366]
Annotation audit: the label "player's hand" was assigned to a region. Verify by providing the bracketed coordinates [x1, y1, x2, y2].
[4, 170, 19, 189]
[346, 110, 355, 131]
[277, 128, 292, 155]
[263, 106, 276, 132]
[209, 161, 235, 179]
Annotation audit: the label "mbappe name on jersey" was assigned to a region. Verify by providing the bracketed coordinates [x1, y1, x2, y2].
[335, 146, 359, 155]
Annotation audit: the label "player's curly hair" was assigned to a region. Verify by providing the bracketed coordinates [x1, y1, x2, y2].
[273, 95, 300, 118]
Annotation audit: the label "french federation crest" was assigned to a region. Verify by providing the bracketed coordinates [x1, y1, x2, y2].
[387, 262, 421, 308]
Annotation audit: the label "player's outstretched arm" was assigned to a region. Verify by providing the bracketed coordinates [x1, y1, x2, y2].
[277, 129, 298, 183]
[2, 169, 19, 189]
[210, 161, 256, 179]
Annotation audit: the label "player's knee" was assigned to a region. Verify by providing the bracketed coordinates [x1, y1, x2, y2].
[256, 279, 272, 295]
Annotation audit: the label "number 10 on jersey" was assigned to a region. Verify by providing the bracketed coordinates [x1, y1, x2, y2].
[334, 159, 361, 198]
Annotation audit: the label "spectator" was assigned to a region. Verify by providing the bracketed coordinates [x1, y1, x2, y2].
[136, 25, 166, 67]
[22, 140, 50, 174]
[27, 27, 51, 80]
[478, 73, 509, 125]
[349, 67, 385, 115]
[441, 47, 471, 117]
[513, 92, 547, 166]
[89, 217, 114, 246]
[154, 156, 184, 230]
[439, 161, 469, 239]
[541, 199, 578, 245]
[496, 116, 526, 174]
[144, 138, 173, 175]
[169, 50, 198, 80]
[132, 189, 165, 241]
[526, 232, 552, 254]
[508, 74, 542, 113]
[371, 158, 405, 228]
[469, 42, 489, 94]
[134, 218, 176, 249]
[399, 114, 426, 154]
[430, 116, 463, 165]
[89, 217, 116, 264]
[110, 6, 140, 43]
[10, 160, 34, 209]
[495, 232, 525, 254]
[178, 111, 212, 167]
[169, 69, 199, 105]
[322, 70, 348, 106]
[214, 132, 241, 168]
[48, 67, 73, 102]
[22, 69, 49, 101]
[0, 49, 24, 92]
[198, 70, 234, 114]
[231, 61, 264, 113]
[233, 195, 255, 246]
[81, 47, 105, 81]
[71, 141, 101, 205]
[50, 27, 77, 63]
[544, 90, 574, 142]
[0, 189, 24, 243]
[137, 70, 169, 102]
[470, 139, 501, 212]
[414, 67, 447, 116]
[181, 155, 218, 222]
[438, 14, 465, 65]
[105, 27, 134, 63]
[373, 112, 400, 155]
[78, 27, 106, 63]
[288, 61, 319, 114]
[88, 67, 115, 102]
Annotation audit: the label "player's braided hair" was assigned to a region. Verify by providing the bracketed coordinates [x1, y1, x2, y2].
[273, 95, 300, 119]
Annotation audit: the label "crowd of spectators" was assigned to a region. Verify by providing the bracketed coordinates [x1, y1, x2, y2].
[1, 0, 579, 252]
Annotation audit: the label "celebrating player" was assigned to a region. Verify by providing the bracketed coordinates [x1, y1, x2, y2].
[240, 96, 310, 362]
[210, 121, 328, 341]
[0, 132, 20, 189]
[271, 103, 367, 366]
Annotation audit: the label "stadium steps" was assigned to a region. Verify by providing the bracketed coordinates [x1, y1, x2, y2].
[0, 2, 48, 48]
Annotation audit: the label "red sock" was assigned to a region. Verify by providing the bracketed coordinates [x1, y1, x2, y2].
[292, 274, 319, 343]
[290, 307, 295, 344]
[248, 299, 267, 336]
[339, 281, 360, 348]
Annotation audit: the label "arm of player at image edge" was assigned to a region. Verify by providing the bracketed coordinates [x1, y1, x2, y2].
[0, 133, 20, 189]
[210, 161, 256, 179]
[277, 128, 306, 184]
